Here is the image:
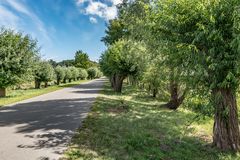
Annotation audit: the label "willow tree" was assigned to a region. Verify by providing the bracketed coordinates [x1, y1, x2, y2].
[100, 40, 142, 92]
[55, 66, 66, 85]
[34, 61, 55, 88]
[154, 0, 240, 151]
[0, 28, 38, 96]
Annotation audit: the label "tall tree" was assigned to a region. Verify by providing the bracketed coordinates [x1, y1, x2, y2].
[74, 50, 90, 69]
[0, 28, 38, 96]
[34, 61, 55, 88]
[153, 0, 240, 151]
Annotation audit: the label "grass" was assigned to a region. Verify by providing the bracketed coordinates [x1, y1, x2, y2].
[63, 83, 240, 160]
[0, 80, 88, 107]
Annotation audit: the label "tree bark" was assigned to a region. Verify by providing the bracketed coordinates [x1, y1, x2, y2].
[63, 78, 67, 83]
[57, 79, 60, 85]
[164, 80, 185, 110]
[153, 88, 158, 98]
[110, 76, 115, 88]
[113, 74, 125, 93]
[69, 79, 72, 83]
[44, 82, 48, 88]
[212, 88, 240, 151]
[0, 88, 6, 97]
[35, 79, 41, 89]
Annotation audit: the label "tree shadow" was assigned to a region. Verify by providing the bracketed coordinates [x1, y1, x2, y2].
[0, 78, 108, 159]
[67, 93, 238, 160]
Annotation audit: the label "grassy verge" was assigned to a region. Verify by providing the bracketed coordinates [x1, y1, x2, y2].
[64, 83, 239, 160]
[0, 80, 88, 107]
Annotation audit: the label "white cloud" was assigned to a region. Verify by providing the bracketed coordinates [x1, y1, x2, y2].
[109, 0, 123, 5]
[76, 0, 88, 5]
[89, 17, 97, 23]
[75, 0, 123, 21]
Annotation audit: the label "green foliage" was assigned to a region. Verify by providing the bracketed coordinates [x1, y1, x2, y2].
[65, 83, 239, 160]
[35, 61, 55, 83]
[100, 39, 140, 78]
[69, 66, 79, 80]
[65, 67, 73, 80]
[74, 50, 90, 69]
[102, 19, 128, 46]
[78, 68, 88, 80]
[152, 0, 240, 91]
[57, 59, 75, 67]
[0, 28, 38, 89]
[55, 66, 66, 83]
[87, 67, 98, 79]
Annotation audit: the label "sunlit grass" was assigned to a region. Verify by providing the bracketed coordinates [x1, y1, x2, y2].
[64, 83, 240, 160]
[0, 80, 88, 107]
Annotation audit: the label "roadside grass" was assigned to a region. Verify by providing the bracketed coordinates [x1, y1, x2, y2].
[0, 80, 88, 107]
[64, 83, 240, 160]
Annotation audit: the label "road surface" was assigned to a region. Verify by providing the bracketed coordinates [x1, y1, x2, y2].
[0, 78, 106, 160]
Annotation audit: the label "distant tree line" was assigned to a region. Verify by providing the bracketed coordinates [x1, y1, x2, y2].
[0, 28, 102, 97]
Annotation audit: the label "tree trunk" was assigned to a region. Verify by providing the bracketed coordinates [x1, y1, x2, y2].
[212, 88, 240, 151]
[44, 82, 48, 88]
[153, 88, 158, 98]
[164, 81, 185, 110]
[113, 74, 125, 93]
[69, 79, 72, 83]
[57, 79, 60, 85]
[0, 88, 6, 97]
[110, 76, 115, 88]
[63, 78, 67, 83]
[35, 79, 41, 89]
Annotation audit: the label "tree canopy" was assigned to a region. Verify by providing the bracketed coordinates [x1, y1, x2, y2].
[0, 28, 39, 96]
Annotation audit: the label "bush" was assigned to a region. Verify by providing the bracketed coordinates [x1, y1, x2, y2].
[34, 61, 55, 88]
[64, 67, 73, 83]
[69, 67, 79, 81]
[0, 28, 38, 96]
[87, 67, 98, 79]
[78, 68, 88, 80]
[55, 66, 66, 85]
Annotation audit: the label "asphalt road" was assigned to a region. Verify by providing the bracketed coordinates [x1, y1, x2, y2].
[0, 78, 106, 160]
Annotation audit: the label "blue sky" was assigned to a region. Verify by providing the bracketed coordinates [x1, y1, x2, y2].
[0, 0, 122, 62]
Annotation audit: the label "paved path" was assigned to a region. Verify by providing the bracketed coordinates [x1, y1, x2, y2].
[0, 78, 106, 160]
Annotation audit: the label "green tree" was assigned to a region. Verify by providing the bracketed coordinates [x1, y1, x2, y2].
[57, 59, 75, 67]
[87, 67, 98, 80]
[70, 66, 79, 81]
[34, 61, 55, 88]
[0, 28, 38, 96]
[74, 50, 90, 69]
[55, 66, 66, 85]
[102, 19, 128, 46]
[64, 67, 73, 83]
[78, 68, 88, 80]
[153, 0, 240, 151]
[100, 40, 140, 92]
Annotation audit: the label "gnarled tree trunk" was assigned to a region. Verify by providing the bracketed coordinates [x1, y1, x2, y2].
[63, 78, 67, 83]
[164, 80, 185, 110]
[212, 88, 240, 151]
[0, 88, 6, 97]
[111, 74, 125, 93]
[110, 76, 114, 88]
[152, 88, 158, 98]
[35, 79, 41, 89]
[44, 82, 48, 88]
[57, 79, 60, 85]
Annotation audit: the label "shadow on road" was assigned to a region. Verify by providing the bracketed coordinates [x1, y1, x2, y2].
[0, 78, 107, 156]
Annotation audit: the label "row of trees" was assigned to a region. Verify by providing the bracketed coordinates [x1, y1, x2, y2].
[0, 28, 102, 97]
[100, 0, 240, 152]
